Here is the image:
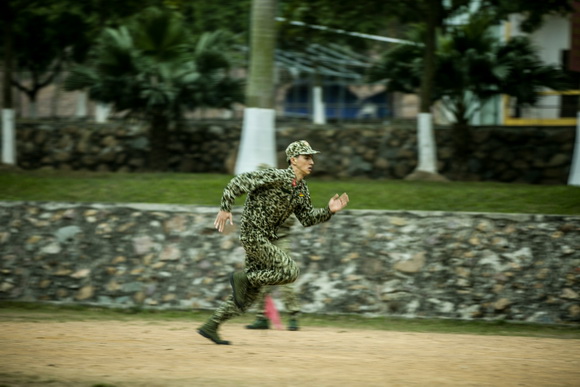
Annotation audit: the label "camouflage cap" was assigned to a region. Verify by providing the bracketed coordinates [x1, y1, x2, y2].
[285, 140, 320, 161]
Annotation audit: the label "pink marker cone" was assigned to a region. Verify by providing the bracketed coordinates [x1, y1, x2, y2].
[264, 295, 283, 330]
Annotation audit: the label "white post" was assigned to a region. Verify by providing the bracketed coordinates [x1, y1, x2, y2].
[568, 111, 580, 186]
[416, 112, 437, 173]
[95, 103, 111, 123]
[313, 85, 326, 125]
[235, 107, 277, 174]
[2, 108, 16, 165]
[75, 91, 88, 118]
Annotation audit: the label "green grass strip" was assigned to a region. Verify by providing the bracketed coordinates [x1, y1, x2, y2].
[1, 171, 579, 214]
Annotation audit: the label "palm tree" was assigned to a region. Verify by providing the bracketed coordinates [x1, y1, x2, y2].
[1, 0, 15, 166]
[415, 0, 444, 180]
[369, 14, 572, 176]
[235, 0, 278, 174]
[65, 7, 244, 170]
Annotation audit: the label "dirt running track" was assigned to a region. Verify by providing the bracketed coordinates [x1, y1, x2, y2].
[0, 320, 579, 387]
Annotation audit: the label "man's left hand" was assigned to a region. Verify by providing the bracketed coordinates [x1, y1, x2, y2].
[328, 193, 349, 214]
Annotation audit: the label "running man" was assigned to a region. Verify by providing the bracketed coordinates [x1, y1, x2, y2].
[198, 140, 349, 345]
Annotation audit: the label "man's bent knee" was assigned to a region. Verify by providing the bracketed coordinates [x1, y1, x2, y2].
[280, 265, 299, 285]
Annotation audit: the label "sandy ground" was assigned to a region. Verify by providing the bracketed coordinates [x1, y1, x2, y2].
[0, 320, 579, 387]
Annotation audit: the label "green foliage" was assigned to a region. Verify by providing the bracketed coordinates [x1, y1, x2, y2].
[369, 12, 573, 167]
[496, 37, 573, 106]
[278, 1, 393, 50]
[0, 0, 167, 116]
[276, 0, 470, 50]
[479, 0, 575, 32]
[65, 7, 244, 117]
[370, 13, 573, 124]
[12, 4, 91, 66]
[5, 1, 92, 109]
[64, 7, 244, 170]
[367, 28, 424, 93]
[167, 0, 251, 37]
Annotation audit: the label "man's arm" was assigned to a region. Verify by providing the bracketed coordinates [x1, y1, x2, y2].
[219, 169, 279, 212]
[294, 187, 349, 227]
[215, 169, 282, 233]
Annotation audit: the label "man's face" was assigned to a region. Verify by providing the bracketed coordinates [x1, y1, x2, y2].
[292, 154, 314, 177]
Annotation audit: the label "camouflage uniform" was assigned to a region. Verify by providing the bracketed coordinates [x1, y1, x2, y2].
[198, 140, 345, 344]
[209, 166, 333, 324]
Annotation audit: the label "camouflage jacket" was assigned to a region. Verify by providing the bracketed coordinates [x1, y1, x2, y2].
[220, 166, 333, 242]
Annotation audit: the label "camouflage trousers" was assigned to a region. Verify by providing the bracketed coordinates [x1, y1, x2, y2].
[253, 234, 299, 317]
[210, 236, 300, 324]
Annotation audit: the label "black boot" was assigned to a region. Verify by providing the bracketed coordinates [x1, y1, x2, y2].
[198, 320, 231, 345]
[288, 317, 300, 331]
[245, 317, 270, 330]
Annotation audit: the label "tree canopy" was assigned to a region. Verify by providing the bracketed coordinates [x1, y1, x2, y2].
[369, 12, 572, 167]
[64, 7, 244, 170]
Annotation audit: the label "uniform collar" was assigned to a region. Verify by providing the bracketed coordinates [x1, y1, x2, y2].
[286, 166, 304, 187]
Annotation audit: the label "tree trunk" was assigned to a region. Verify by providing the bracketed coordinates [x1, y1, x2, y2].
[449, 102, 473, 179]
[1, 109, 15, 166]
[419, 0, 438, 115]
[1, 2, 13, 111]
[28, 98, 37, 119]
[451, 120, 472, 160]
[148, 112, 170, 171]
[13, 80, 39, 119]
[50, 71, 61, 117]
[1, 0, 16, 165]
[245, 0, 277, 109]
[569, 81, 580, 186]
[415, 112, 437, 172]
[408, 0, 444, 180]
[235, 0, 278, 174]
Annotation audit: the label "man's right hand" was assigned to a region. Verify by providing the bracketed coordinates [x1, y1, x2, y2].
[214, 210, 233, 233]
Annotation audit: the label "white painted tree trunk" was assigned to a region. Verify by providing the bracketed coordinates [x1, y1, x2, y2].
[312, 85, 326, 124]
[95, 103, 111, 123]
[75, 91, 88, 118]
[568, 111, 580, 186]
[236, 0, 278, 174]
[2, 108, 16, 165]
[415, 112, 437, 173]
[235, 107, 277, 173]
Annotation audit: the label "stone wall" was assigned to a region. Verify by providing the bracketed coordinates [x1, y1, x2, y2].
[1, 201, 579, 325]
[14, 120, 576, 184]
